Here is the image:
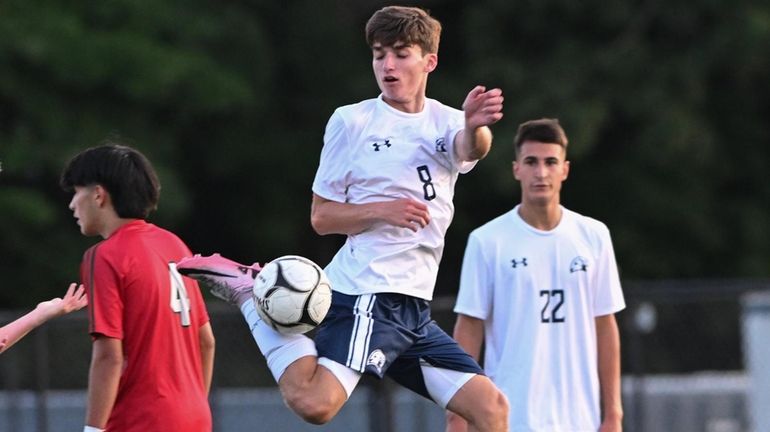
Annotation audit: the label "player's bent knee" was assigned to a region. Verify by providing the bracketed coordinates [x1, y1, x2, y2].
[279, 359, 352, 425]
[282, 393, 336, 425]
[449, 376, 509, 431]
[282, 385, 346, 425]
[486, 389, 509, 427]
[467, 393, 507, 430]
[478, 384, 508, 425]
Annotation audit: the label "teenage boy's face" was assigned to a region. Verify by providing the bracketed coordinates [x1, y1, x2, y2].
[371, 41, 437, 112]
[513, 141, 570, 206]
[68, 185, 101, 237]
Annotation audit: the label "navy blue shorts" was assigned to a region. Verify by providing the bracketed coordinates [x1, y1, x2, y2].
[314, 291, 483, 399]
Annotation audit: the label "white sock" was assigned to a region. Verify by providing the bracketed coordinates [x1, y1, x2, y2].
[240, 298, 317, 382]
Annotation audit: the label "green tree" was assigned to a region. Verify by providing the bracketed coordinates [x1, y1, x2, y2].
[1, 0, 769, 373]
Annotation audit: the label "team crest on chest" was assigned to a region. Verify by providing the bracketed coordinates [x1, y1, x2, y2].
[435, 137, 447, 153]
[569, 256, 588, 273]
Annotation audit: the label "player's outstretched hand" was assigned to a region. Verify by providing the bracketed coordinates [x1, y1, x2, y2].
[0, 336, 7, 353]
[378, 198, 431, 232]
[35, 283, 87, 322]
[462, 86, 504, 130]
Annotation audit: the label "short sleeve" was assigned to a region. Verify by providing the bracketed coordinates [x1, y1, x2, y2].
[82, 245, 124, 339]
[445, 109, 478, 174]
[312, 110, 350, 203]
[593, 227, 626, 316]
[453, 231, 492, 320]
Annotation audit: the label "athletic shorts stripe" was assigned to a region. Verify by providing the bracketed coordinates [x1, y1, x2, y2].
[346, 294, 375, 370]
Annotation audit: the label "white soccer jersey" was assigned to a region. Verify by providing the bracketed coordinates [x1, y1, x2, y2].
[454, 205, 625, 431]
[312, 95, 474, 300]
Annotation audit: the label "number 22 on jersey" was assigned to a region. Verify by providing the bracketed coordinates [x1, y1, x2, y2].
[540, 289, 565, 323]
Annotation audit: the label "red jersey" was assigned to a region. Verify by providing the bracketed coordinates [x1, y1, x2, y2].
[81, 220, 212, 432]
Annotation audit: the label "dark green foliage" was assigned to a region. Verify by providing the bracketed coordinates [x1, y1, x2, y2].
[1, 1, 769, 374]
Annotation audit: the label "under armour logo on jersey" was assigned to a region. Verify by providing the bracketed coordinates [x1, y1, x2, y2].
[435, 137, 447, 152]
[511, 258, 528, 268]
[372, 140, 392, 151]
[366, 349, 387, 374]
[569, 256, 588, 273]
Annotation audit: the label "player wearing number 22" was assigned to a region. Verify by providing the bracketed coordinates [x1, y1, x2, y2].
[61, 144, 215, 432]
[448, 119, 626, 432]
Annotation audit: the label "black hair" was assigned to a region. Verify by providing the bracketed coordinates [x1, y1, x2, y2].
[60, 143, 160, 219]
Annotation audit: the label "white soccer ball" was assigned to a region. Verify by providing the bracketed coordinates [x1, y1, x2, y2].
[252, 255, 332, 335]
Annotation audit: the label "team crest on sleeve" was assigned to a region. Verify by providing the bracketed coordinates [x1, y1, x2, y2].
[366, 349, 387, 374]
[569, 256, 588, 273]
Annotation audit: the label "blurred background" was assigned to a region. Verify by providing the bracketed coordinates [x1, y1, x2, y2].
[1, 0, 769, 430]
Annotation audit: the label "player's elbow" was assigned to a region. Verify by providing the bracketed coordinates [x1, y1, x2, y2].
[456, 127, 492, 162]
[310, 213, 333, 236]
[91, 347, 123, 374]
[311, 206, 349, 236]
[465, 137, 491, 162]
[310, 199, 333, 236]
[199, 329, 215, 355]
[468, 144, 491, 161]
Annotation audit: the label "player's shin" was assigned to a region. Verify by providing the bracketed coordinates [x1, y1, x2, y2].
[240, 298, 317, 381]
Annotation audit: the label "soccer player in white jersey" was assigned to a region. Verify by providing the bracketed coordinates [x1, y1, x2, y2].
[306, 5, 508, 429]
[178, 5, 508, 431]
[447, 118, 625, 432]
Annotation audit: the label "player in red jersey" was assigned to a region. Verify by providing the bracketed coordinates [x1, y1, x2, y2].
[61, 143, 215, 432]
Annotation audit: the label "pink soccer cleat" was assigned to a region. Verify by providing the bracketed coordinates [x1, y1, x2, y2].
[177, 253, 261, 306]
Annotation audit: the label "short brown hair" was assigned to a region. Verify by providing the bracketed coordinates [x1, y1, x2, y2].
[513, 118, 569, 157]
[365, 6, 441, 54]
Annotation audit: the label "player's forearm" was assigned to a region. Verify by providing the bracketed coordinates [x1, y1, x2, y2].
[445, 315, 483, 432]
[199, 324, 216, 394]
[200, 348, 215, 395]
[85, 344, 122, 427]
[453, 314, 484, 362]
[0, 308, 49, 353]
[596, 314, 623, 423]
[86, 336, 123, 429]
[311, 198, 384, 236]
[455, 126, 492, 162]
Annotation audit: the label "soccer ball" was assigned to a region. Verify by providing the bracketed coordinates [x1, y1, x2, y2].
[253, 255, 332, 335]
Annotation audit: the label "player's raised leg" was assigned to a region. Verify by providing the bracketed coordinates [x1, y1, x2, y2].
[177, 254, 351, 424]
[403, 325, 509, 432]
[276, 356, 352, 424]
